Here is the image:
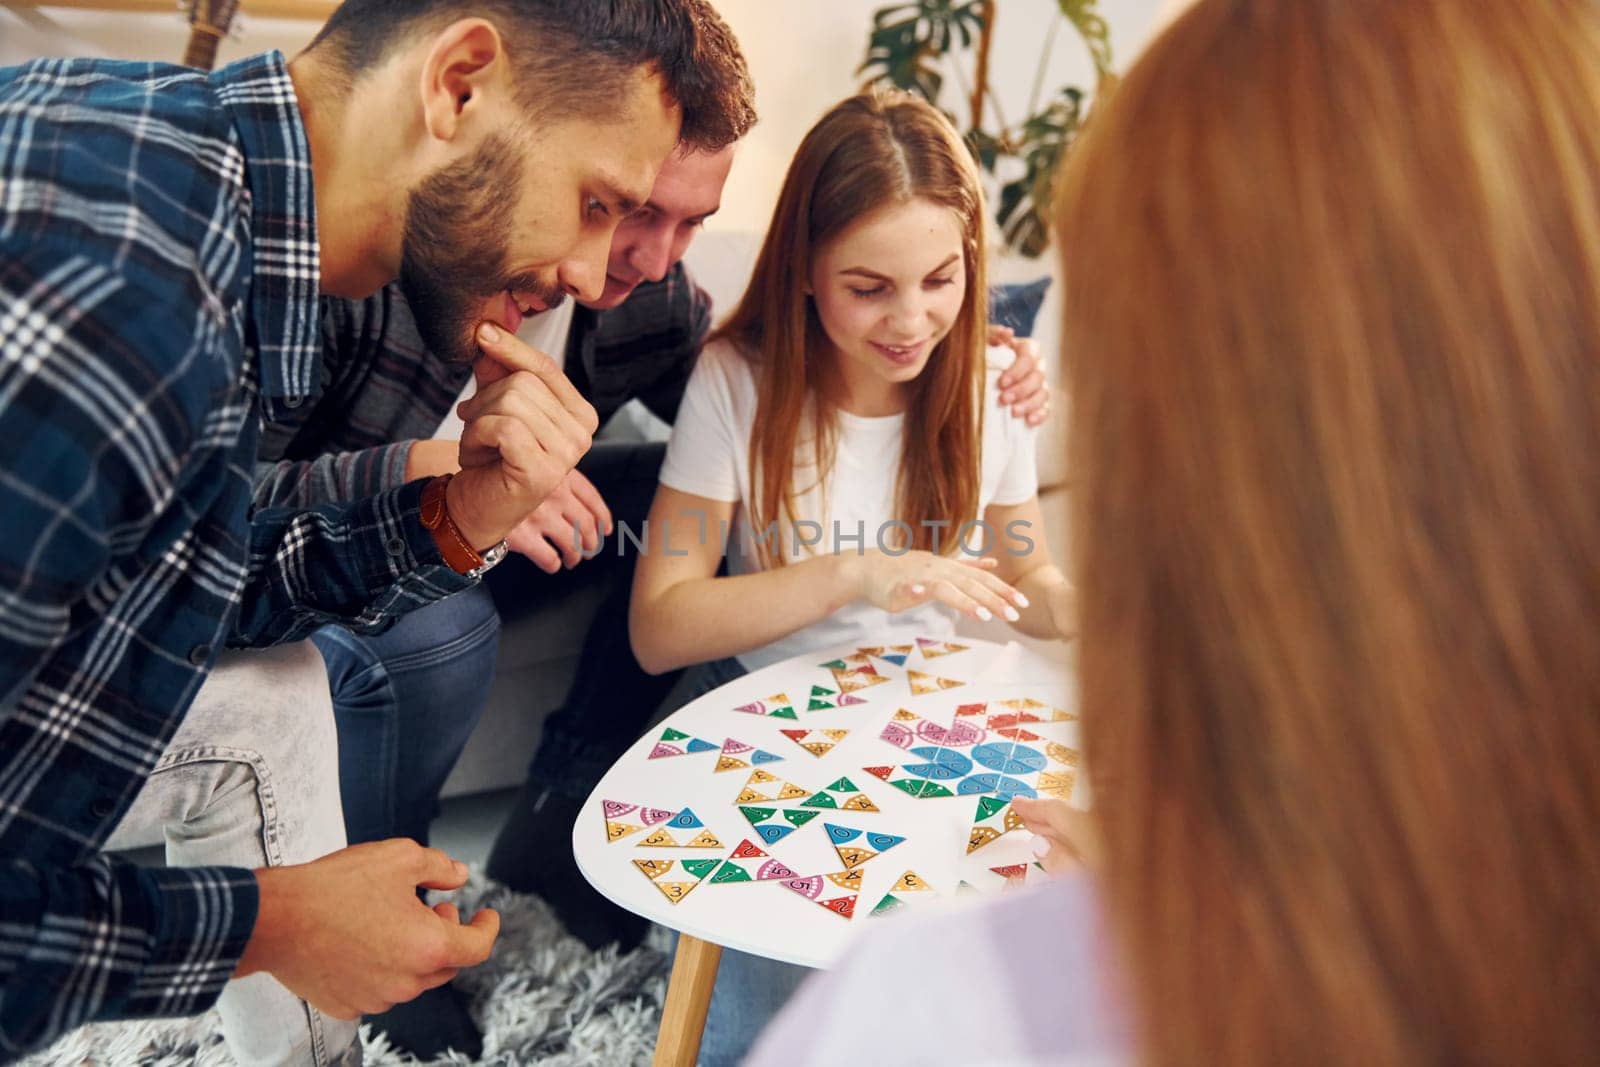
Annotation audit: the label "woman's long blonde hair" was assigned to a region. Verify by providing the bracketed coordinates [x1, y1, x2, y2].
[714, 90, 988, 563]
[1060, 0, 1600, 1062]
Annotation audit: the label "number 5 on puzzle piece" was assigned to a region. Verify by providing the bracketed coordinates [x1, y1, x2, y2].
[600, 799, 676, 844]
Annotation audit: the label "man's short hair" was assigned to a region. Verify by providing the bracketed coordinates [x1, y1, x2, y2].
[307, 0, 757, 152]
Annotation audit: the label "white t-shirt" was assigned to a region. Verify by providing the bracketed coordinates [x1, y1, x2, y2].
[658, 337, 1039, 671]
[746, 877, 1130, 1067]
[432, 297, 578, 441]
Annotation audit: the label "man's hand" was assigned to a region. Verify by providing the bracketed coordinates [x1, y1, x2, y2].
[990, 325, 1052, 427]
[507, 468, 614, 573]
[446, 323, 599, 550]
[235, 839, 500, 1020]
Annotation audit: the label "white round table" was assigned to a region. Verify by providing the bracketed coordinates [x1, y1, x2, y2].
[573, 632, 1078, 1064]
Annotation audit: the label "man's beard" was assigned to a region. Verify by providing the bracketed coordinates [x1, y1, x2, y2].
[398, 134, 564, 365]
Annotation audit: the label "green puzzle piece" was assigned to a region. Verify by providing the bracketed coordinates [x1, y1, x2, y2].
[808, 699, 834, 711]
[770, 706, 798, 719]
[800, 791, 838, 809]
[660, 727, 690, 742]
[810, 685, 836, 697]
[975, 795, 1009, 822]
[872, 893, 905, 916]
[826, 776, 858, 793]
[739, 805, 777, 825]
[891, 778, 955, 799]
[710, 862, 753, 884]
[782, 808, 821, 827]
[681, 859, 720, 880]
[819, 659, 848, 670]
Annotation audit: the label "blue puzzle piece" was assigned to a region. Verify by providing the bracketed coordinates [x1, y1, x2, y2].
[992, 776, 1038, 801]
[751, 749, 783, 765]
[971, 742, 1047, 776]
[755, 823, 795, 845]
[686, 737, 719, 754]
[957, 773, 1000, 795]
[668, 807, 706, 829]
[907, 746, 973, 775]
[904, 761, 966, 781]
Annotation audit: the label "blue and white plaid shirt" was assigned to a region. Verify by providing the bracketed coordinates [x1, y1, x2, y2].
[0, 52, 472, 1057]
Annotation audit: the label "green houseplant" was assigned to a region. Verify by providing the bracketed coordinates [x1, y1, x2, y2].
[859, 0, 1114, 256]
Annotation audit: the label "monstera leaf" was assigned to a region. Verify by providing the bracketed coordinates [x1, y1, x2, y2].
[996, 88, 1086, 257]
[1057, 0, 1114, 83]
[858, 0, 990, 100]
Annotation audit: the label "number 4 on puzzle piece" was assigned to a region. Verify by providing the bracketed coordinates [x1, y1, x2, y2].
[966, 796, 1026, 854]
[824, 822, 906, 869]
[632, 856, 719, 904]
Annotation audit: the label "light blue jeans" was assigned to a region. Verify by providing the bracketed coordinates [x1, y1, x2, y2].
[671, 658, 810, 1067]
[105, 642, 359, 1066]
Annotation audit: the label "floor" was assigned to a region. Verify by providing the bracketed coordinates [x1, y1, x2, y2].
[429, 786, 521, 866]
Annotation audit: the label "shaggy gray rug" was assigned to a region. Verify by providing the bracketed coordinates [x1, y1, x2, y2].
[21, 871, 673, 1066]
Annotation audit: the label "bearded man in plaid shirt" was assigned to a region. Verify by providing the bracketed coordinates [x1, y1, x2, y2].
[0, 1, 753, 1062]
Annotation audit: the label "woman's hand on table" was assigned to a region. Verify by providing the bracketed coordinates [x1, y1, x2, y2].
[1012, 797, 1102, 874]
[843, 550, 1028, 623]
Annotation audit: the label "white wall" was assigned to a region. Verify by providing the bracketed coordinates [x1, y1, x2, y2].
[706, 0, 1169, 234]
[3, 1, 1173, 234]
[0, 6, 320, 67]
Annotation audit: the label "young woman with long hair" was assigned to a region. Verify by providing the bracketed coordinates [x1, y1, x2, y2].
[629, 89, 1075, 1063]
[630, 90, 1073, 684]
[750, 0, 1600, 1063]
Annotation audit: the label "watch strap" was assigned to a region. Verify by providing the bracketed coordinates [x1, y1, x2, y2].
[419, 474, 485, 575]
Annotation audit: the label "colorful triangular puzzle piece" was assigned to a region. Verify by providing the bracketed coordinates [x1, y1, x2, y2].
[906, 669, 966, 696]
[648, 727, 720, 759]
[714, 737, 784, 772]
[780, 727, 849, 758]
[966, 797, 1026, 854]
[779, 876, 858, 920]
[824, 823, 905, 869]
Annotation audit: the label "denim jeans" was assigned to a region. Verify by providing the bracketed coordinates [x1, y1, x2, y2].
[668, 658, 810, 1067]
[492, 441, 682, 803]
[311, 587, 499, 847]
[105, 643, 359, 1067]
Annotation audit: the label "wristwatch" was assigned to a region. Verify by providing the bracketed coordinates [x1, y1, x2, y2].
[419, 474, 509, 579]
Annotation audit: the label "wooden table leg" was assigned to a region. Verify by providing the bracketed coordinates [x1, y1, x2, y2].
[653, 933, 723, 1067]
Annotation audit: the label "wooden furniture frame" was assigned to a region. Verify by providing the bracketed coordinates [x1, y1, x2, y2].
[4, 0, 335, 19]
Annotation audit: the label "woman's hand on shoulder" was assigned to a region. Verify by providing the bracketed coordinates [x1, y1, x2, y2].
[844, 549, 1028, 622]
